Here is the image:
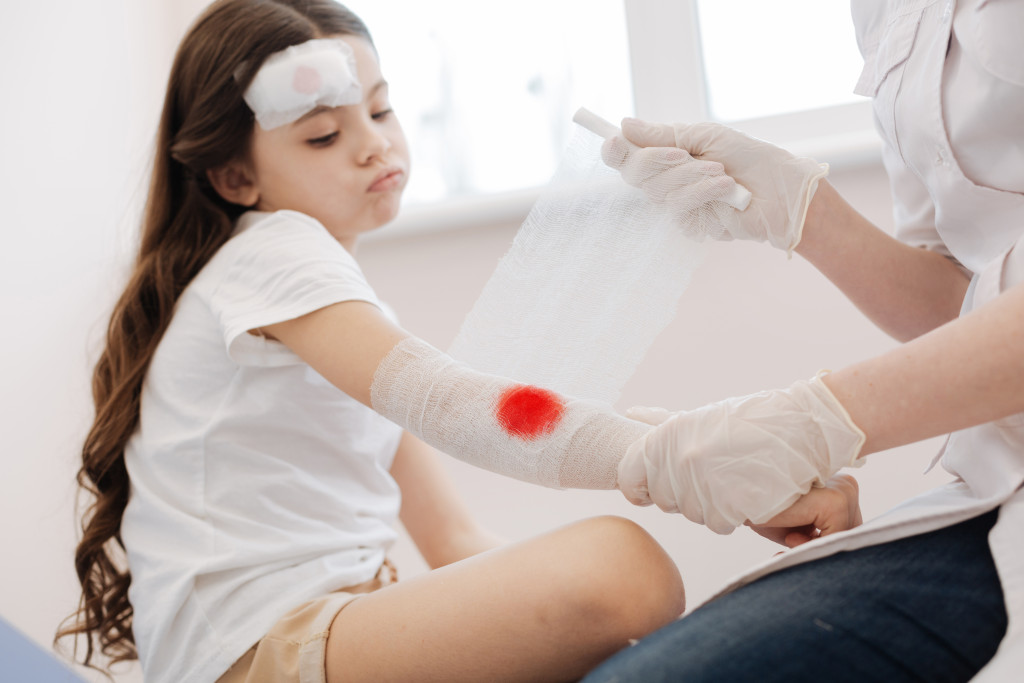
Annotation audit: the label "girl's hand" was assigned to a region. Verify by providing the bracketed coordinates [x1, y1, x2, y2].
[747, 474, 862, 549]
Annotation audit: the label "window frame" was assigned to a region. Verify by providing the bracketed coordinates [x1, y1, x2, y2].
[624, 0, 879, 163]
[368, 1, 882, 238]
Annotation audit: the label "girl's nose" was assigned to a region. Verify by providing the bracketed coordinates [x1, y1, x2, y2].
[356, 120, 391, 164]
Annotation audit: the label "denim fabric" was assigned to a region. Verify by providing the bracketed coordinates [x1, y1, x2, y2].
[583, 509, 1007, 683]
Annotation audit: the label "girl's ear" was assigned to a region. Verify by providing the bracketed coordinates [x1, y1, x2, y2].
[206, 160, 260, 207]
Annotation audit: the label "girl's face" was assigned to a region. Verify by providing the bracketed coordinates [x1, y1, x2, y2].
[247, 36, 410, 249]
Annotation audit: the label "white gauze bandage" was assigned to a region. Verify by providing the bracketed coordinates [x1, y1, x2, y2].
[240, 38, 362, 130]
[448, 110, 730, 406]
[370, 337, 650, 489]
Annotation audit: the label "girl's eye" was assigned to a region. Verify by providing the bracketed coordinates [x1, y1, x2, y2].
[372, 109, 394, 121]
[307, 132, 338, 147]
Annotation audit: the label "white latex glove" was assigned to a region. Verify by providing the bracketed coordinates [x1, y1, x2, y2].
[600, 135, 742, 242]
[610, 118, 830, 254]
[618, 375, 865, 535]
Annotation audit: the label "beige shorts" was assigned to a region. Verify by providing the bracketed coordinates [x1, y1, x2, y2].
[217, 560, 398, 683]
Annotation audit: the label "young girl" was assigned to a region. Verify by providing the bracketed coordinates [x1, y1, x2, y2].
[56, 2, 686, 681]
[57, 1, 860, 681]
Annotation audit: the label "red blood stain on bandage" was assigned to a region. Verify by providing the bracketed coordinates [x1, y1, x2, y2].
[496, 385, 565, 439]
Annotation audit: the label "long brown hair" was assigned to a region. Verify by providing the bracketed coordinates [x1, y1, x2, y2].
[56, 0, 371, 672]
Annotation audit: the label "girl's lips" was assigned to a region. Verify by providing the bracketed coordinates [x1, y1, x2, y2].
[368, 168, 404, 192]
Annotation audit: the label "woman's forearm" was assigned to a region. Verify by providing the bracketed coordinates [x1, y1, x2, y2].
[822, 280, 1024, 455]
[796, 180, 970, 342]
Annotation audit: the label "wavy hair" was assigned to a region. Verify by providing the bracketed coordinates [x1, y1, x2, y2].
[55, 0, 371, 672]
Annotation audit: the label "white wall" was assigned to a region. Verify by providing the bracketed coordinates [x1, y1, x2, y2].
[0, 1, 952, 681]
[1, 2, 189, 680]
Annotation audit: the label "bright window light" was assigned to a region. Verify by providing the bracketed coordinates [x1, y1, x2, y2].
[695, 0, 866, 121]
[345, 0, 633, 205]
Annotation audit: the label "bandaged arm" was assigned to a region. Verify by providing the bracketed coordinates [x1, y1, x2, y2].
[621, 264, 1024, 533]
[262, 300, 649, 489]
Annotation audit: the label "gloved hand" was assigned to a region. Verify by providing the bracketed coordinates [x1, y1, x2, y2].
[603, 118, 829, 254]
[599, 134, 742, 242]
[617, 375, 865, 534]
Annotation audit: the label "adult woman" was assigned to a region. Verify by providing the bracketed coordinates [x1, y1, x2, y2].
[585, 1, 1024, 680]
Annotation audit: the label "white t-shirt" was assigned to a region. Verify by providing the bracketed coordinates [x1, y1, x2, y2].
[121, 210, 404, 683]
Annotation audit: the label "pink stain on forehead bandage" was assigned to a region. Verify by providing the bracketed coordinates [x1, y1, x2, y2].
[496, 385, 565, 439]
[292, 65, 323, 95]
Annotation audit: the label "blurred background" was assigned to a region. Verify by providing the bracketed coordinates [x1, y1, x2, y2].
[0, 1, 953, 680]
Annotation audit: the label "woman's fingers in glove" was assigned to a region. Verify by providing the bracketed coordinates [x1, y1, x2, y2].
[619, 409, 690, 517]
[621, 118, 734, 158]
[620, 117, 679, 147]
[601, 136, 693, 176]
[617, 416, 663, 508]
[625, 405, 673, 425]
[616, 446, 655, 507]
[601, 139, 736, 212]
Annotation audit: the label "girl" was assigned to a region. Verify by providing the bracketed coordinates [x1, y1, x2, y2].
[57, 1, 857, 681]
[56, 2, 684, 682]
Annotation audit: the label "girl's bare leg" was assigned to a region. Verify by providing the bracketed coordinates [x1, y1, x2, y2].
[325, 515, 684, 683]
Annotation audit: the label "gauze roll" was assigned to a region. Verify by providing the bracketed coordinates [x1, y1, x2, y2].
[448, 121, 711, 406]
[370, 337, 651, 489]
[240, 38, 362, 130]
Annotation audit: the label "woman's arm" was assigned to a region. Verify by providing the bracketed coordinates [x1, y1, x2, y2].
[824, 278, 1024, 455]
[609, 120, 970, 341]
[390, 431, 505, 568]
[797, 180, 970, 342]
[619, 277, 1024, 529]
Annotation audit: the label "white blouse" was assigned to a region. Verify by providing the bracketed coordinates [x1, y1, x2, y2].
[715, 2, 1024, 680]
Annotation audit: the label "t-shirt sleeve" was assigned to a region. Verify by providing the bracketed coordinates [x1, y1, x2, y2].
[208, 212, 381, 366]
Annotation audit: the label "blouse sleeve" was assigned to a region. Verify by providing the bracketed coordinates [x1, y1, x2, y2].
[207, 211, 381, 365]
[971, 233, 1024, 310]
[880, 135, 972, 275]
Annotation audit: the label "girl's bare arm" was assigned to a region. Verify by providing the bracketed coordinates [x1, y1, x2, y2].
[390, 431, 505, 568]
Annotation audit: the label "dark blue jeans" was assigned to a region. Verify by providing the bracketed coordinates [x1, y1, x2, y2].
[583, 509, 1006, 683]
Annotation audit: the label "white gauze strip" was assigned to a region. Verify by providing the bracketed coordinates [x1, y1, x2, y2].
[447, 114, 711, 406]
[370, 337, 650, 489]
[240, 38, 362, 130]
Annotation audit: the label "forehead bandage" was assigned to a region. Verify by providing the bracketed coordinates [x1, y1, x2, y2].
[448, 109, 724, 406]
[240, 38, 362, 129]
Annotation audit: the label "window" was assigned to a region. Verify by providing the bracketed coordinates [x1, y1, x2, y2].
[695, 0, 865, 121]
[624, 0, 877, 168]
[347, 0, 633, 207]
[344, 0, 878, 232]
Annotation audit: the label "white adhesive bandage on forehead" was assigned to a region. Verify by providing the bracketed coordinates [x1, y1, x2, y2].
[240, 38, 362, 130]
[370, 337, 650, 489]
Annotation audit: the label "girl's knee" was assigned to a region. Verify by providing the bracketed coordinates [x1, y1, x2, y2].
[563, 516, 685, 630]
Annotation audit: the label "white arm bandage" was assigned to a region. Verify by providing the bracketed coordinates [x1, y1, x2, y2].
[370, 337, 651, 489]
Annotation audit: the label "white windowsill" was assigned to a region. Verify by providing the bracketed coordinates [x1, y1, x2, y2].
[369, 106, 884, 243]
